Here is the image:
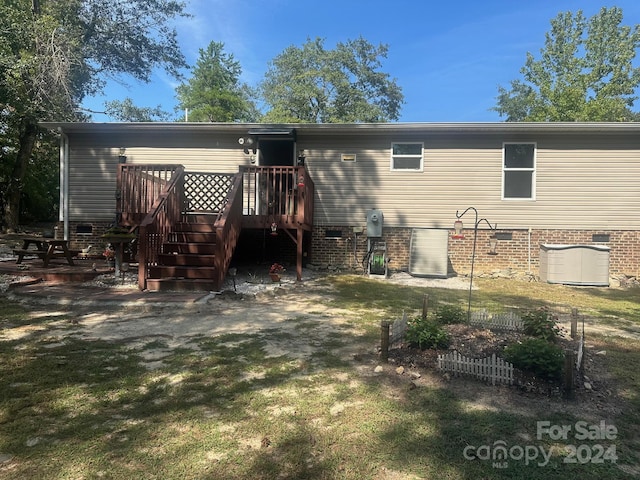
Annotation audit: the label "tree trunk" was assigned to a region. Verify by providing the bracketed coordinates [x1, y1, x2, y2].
[3, 118, 38, 232]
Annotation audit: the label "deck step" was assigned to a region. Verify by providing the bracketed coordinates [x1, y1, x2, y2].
[146, 278, 217, 292]
[145, 211, 226, 290]
[169, 232, 217, 243]
[149, 265, 217, 279]
[162, 242, 216, 255]
[182, 213, 219, 224]
[157, 253, 215, 266]
[174, 222, 218, 233]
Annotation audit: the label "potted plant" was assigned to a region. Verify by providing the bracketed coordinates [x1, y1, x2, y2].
[269, 263, 284, 282]
[103, 245, 116, 268]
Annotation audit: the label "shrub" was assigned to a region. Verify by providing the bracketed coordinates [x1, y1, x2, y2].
[503, 338, 564, 380]
[434, 304, 466, 325]
[405, 317, 450, 350]
[521, 307, 563, 342]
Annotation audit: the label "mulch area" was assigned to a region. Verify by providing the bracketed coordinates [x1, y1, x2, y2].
[389, 323, 582, 396]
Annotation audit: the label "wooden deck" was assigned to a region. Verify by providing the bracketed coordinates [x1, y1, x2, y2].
[117, 164, 315, 291]
[238, 166, 315, 231]
[118, 164, 315, 231]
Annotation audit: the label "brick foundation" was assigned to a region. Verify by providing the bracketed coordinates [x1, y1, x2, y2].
[56, 221, 114, 257]
[58, 221, 640, 279]
[309, 226, 639, 278]
[310, 226, 412, 273]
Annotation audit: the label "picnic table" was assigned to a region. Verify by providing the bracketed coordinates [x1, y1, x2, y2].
[13, 237, 76, 267]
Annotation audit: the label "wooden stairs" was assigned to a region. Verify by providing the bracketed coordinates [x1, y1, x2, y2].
[122, 165, 314, 292]
[146, 215, 219, 292]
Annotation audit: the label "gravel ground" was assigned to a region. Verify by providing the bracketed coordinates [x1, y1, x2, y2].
[0, 262, 471, 297]
[0, 229, 473, 295]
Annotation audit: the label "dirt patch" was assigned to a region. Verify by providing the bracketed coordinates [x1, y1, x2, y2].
[0, 234, 635, 424]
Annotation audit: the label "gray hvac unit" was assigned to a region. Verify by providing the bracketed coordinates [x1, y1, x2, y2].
[539, 244, 610, 286]
[409, 228, 449, 278]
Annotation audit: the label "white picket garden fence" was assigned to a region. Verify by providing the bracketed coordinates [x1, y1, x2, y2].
[437, 350, 514, 385]
[470, 309, 523, 331]
[576, 335, 584, 371]
[390, 311, 408, 346]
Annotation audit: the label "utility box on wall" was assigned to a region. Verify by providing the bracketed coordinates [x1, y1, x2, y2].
[366, 209, 383, 237]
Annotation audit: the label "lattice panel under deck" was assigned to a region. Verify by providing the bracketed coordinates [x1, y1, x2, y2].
[184, 173, 234, 212]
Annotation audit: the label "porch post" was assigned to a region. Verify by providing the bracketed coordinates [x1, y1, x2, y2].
[296, 227, 303, 281]
[137, 225, 147, 290]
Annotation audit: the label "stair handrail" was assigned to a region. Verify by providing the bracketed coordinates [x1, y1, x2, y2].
[212, 172, 243, 289]
[137, 166, 186, 290]
[117, 164, 183, 226]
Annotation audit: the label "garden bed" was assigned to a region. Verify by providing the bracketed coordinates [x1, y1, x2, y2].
[388, 322, 582, 396]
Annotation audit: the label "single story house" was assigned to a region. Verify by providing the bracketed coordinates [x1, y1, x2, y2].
[41, 121, 640, 291]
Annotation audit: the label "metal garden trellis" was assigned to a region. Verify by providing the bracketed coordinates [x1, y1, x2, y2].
[454, 207, 497, 322]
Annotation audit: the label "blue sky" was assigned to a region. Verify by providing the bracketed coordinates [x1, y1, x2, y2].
[83, 0, 640, 122]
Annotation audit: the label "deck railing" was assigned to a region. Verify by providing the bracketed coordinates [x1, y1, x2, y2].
[120, 164, 313, 290]
[118, 164, 182, 226]
[239, 166, 314, 228]
[137, 166, 185, 290]
[213, 174, 243, 288]
[298, 166, 315, 229]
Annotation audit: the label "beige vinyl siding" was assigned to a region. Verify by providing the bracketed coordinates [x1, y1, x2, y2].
[68, 141, 118, 221]
[528, 135, 639, 228]
[303, 133, 640, 230]
[65, 126, 640, 230]
[304, 134, 500, 227]
[67, 131, 250, 221]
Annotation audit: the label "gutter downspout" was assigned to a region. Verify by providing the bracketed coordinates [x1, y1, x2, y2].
[58, 129, 69, 240]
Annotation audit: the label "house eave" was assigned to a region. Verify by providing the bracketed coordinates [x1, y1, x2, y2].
[39, 121, 640, 137]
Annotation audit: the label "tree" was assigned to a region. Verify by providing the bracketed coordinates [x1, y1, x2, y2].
[494, 7, 640, 122]
[175, 41, 259, 122]
[105, 98, 171, 122]
[0, 0, 188, 231]
[260, 37, 404, 123]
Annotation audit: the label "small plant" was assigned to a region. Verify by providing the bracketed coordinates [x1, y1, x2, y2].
[405, 317, 450, 350]
[434, 304, 466, 324]
[503, 338, 564, 380]
[521, 307, 563, 342]
[269, 263, 285, 274]
[102, 245, 115, 260]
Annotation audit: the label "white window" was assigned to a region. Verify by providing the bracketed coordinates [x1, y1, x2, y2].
[503, 143, 535, 199]
[391, 143, 423, 171]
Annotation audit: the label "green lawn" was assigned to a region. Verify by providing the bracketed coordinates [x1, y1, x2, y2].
[0, 276, 638, 479]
